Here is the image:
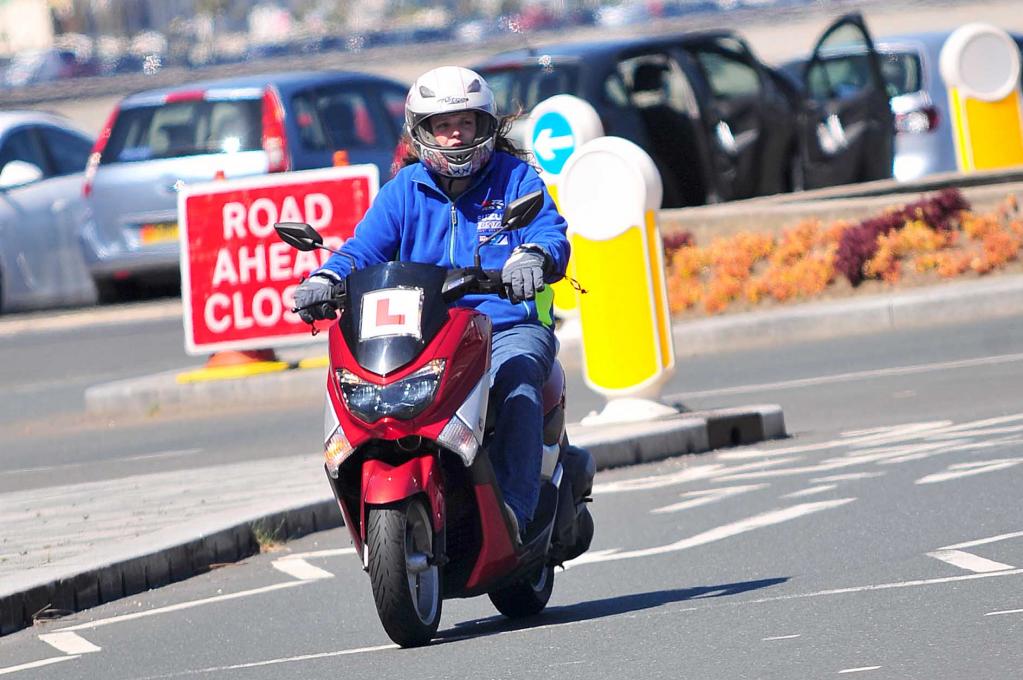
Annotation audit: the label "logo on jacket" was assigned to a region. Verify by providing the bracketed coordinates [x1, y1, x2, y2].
[476, 199, 507, 244]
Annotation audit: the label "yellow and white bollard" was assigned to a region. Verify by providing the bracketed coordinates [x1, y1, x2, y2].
[525, 95, 604, 319]
[557, 136, 676, 423]
[940, 23, 1023, 172]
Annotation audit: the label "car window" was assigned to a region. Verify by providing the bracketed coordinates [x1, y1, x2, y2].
[807, 21, 875, 102]
[39, 126, 92, 175]
[807, 53, 873, 101]
[618, 54, 697, 117]
[878, 50, 922, 97]
[293, 87, 382, 151]
[689, 39, 761, 101]
[380, 88, 407, 135]
[0, 128, 49, 175]
[101, 99, 262, 164]
[479, 65, 580, 113]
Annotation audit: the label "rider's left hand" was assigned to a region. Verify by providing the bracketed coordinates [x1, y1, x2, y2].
[501, 246, 547, 303]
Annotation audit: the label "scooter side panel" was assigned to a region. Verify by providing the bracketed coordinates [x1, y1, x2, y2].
[463, 484, 518, 591]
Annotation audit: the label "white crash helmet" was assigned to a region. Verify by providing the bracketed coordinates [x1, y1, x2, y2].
[405, 66, 499, 178]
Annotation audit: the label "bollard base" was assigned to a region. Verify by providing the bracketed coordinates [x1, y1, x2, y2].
[581, 397, 680, 426]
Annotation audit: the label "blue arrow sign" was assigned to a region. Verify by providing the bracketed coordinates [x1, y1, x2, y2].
[531, 111, 575, 175]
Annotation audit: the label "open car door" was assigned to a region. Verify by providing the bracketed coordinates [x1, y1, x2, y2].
[794, 13, 894, 190]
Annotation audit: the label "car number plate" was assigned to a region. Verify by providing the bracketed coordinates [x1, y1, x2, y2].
[139, 222, 179, 244]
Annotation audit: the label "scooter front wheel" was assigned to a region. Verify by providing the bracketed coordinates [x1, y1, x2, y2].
[367, 498, 442, 647]
[488, 563, 554, 618]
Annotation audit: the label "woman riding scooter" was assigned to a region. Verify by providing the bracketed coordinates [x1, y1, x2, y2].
[293, 65, 570, 543]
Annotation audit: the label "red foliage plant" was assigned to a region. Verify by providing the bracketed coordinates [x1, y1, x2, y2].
[835, 188, 970, 285]
[662, 230, 695, 258]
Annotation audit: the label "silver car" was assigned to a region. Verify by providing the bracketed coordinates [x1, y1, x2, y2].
[875, 30, 1023, 181]
[0, 111, 97, 312]
[786, 30, 1023, 182]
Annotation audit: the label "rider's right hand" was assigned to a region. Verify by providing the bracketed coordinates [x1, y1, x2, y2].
[293, 273, 342, 324]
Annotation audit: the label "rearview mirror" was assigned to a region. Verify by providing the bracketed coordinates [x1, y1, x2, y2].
[0, 160, 44, 189]
[501, 190, 544, 231]
[274, 222, 323, 252]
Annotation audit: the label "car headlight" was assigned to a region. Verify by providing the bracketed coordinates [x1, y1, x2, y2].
[337, 359, 445, 422]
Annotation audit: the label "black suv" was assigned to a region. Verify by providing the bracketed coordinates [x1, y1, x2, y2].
[474, 14, 894, 208]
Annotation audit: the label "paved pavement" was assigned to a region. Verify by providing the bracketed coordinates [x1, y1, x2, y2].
[5, 271, 1023, 637]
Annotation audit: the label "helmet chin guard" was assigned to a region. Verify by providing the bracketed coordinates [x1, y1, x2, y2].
[406, 66, 499, 178]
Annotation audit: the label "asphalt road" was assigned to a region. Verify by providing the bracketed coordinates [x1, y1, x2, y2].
[1, 309, 1020, 677]
[2, 306, 1022, 491]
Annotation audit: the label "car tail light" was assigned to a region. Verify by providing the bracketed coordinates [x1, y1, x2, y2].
[262, 87, 290, 173]
[83, 105, 119, 198]
[894, 106, 939, 135]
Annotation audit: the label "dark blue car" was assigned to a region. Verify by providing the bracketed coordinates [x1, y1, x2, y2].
[82, 70, 408, 295]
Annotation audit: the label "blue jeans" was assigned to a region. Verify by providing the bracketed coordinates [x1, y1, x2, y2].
[488, 323, 557, 528]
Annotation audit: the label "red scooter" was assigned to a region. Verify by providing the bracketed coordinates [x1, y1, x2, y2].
[275, 190, 594, 647]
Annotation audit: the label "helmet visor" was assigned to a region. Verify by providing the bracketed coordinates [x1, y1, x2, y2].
[413, 110, 497, 150]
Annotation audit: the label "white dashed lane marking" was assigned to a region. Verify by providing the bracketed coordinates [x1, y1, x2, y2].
[38, 632, 101, 654]
[272, 558, 334, 581]
[926, 549, 1014, 573]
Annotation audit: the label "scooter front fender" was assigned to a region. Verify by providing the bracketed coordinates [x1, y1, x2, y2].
[361, 456, 445, 539]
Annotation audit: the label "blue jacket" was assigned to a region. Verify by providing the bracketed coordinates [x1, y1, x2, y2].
[316, 152, 570, 331]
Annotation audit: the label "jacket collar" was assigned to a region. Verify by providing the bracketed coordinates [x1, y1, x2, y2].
[410, 153, 500, 200]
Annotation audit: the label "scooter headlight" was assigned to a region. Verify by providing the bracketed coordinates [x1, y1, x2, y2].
[337, 359, 445, 423]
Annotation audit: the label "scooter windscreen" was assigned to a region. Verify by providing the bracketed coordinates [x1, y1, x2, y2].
[340, 262, 451, 376]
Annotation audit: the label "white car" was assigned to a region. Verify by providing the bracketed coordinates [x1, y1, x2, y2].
[0, 111, 97, 312]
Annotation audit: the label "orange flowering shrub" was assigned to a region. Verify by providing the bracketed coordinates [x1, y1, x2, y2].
[663, 189, 1023, 316]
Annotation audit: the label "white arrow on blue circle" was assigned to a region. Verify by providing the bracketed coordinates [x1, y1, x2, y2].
[534, 127, 574, 161]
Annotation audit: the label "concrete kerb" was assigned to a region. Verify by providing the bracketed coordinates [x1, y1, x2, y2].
[83, 273, 1023, 416]
[0, 405, 786, 637]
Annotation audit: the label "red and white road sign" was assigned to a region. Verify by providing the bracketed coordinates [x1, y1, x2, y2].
[178, 165, 378, 355]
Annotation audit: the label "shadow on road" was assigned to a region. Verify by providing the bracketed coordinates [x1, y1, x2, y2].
[438, 576, 788, 642]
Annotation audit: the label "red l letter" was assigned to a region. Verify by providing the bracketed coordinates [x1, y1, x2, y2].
[376, 298, 405, 326]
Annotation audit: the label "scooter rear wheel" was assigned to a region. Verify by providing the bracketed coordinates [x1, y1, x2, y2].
[488, 563, 555, 618]
[367, 498, 441, 647]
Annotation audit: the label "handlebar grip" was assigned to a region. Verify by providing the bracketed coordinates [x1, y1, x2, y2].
[478, 269, 506, 297]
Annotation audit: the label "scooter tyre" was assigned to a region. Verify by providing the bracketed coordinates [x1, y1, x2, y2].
[367, 499, 442, 647]
[488, 564, 555, 618]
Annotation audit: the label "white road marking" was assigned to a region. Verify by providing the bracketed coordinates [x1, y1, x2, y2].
[145, 643, 397, 676]
[278, 547, 357, 560]
[0, 656, 80, 676]
[925, 424, 1023, 440]
[763, 634, 801, 641]
[663, 353, 1023, 401]
[813, 472, 885, 483]
[986, 608, 1023, 616]
[56, 581, 306, 632]
[592, 458, 798, 494]
[271, 558, 333, 580]
[738, 569, 1023, 605]
[942, 530, 1023, 550]
[927, 549, 1014, 573]
[839, 666, 881, 674]
[915, 458, 1023, 484]
[38, 632, 101, 654]
[652, 484, 768, 514]
[567, 498, 854, 568]
[783, 484, 836, 498]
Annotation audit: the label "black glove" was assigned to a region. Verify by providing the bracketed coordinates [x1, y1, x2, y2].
[501, 246, 548, 304]
[293, 273, 342, 324]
